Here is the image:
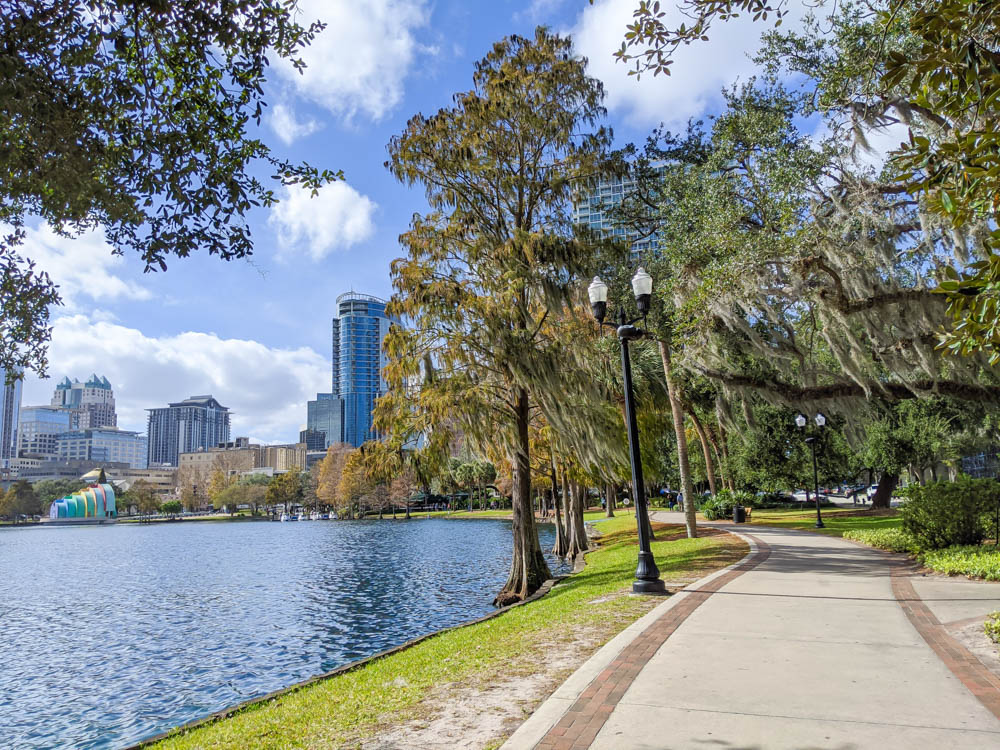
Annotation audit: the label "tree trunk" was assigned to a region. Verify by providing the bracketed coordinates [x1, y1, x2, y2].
[565, 477, 589, 559]
[551, 458, 568, 557]
[495, 388, 551, 606]
[605, 481, 615, 518]
[659, 339, 697, 538]
[870, 473, 898, 510]
[688, 409, 717, 496]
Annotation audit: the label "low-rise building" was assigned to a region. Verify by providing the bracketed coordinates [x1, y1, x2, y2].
[57, 428, 148, 468]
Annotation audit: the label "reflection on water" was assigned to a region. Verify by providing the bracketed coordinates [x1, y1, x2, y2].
[0, 518, 569, 749]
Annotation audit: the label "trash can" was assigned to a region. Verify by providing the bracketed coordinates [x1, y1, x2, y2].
[733, 505, 746, 524]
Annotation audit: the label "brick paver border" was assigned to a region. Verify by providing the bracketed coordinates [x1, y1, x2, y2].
[534, 529, 771, 750]
[891, 567, 1000, 721]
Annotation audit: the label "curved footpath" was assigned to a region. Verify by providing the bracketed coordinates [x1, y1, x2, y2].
[503, 513, 1000, 750]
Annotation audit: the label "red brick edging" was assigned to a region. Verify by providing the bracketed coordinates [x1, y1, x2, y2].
[534, 529, 771, 750]
[891, 568, 1000, 720]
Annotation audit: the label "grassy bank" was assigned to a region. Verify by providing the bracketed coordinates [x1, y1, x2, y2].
[148, 517, 746, 749]
[747, 507, 902, 536]
[841, 527, 1000, 580]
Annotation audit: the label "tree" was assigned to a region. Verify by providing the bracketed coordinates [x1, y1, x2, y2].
[207, 470, 232, 513]
[384, 29, 612, 605]
[316, 443, 354, 509]
[1, 1, 339, 377]
[1, 480, 40, 522]
[617, 1, 1000, 361]
[160, 500, 182, 517]
[266, 468, 304, 513]
[131, 479, 160, 517]
[338, 450, 372, 519]
[32, 478, 87, 508]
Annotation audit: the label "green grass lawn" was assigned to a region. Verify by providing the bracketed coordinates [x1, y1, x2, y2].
[149, 516, 746, 750]
[747, 507, 901, 537]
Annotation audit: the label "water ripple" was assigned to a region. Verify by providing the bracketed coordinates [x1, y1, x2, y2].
[0, 518, 569, 749]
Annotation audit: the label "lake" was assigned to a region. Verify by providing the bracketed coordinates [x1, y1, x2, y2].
[0, 517, 570, 749]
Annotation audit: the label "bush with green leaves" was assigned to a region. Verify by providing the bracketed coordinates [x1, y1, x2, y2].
[842, 528, 918, 553]
[920, 546, 1000, 581]
[985, 612, 1000, 645]
[900, 478, 999, 549]
[701, 490, 756, 520]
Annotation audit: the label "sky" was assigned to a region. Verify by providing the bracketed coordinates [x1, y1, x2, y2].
[18, 0, 816, 444]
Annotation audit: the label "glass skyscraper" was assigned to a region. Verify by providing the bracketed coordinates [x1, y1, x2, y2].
[0, 367, 22, 470]
[335, 293, 395, 447]
[571, 169, 664, 254]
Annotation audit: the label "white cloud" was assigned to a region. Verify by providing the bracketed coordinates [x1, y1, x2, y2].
[569, 0, 803, 128]
[269, 182, 377, 260]
[20, 315, 329, 444]
[16, 223, 151, 310]
[268, 102, 322, 145]
[277, 0, 432, 123]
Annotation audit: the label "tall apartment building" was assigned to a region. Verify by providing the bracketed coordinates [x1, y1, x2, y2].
[17, 405, 72, 459]
[57, 428, 148, 468]
[51, 374, 117, 429]
[0, 368, 22, 470]
[571, 171, 662, 254]
[337, 292, 394, 447]
[146, 395, 231, 467]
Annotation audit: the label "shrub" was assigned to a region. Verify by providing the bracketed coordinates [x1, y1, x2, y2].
[900, 478, 999, 550]
[985, 612, 1000, 645]
[920, 545, 1000, 580]
[701, 490, 755, 520]
[842, 528, 918, 553]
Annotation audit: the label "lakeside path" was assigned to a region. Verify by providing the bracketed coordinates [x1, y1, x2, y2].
[503, 513, 1000, 750]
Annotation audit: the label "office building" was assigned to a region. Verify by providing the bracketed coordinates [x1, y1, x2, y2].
[336, 292, 395, 447]
[57, 428, 148, 468]
[51, 374, 117, 429]
[17, 405, 72, 459]
[572, 171, 662, 254]
[299, 428, 326, 452]
[331, 318, 341, 396]
[146, 395, 231, 467]
[0, 368, 22, 471]
[307, 392, 343, 448]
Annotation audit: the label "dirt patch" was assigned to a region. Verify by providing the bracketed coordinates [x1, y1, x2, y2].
[359, 636, 607, 750]
[948, 619, 1000, 682]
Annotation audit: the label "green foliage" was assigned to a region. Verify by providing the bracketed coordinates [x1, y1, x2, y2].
[1, 480, 41, 521]
[32, 478, 88, 507]
[1, 1, 339, 376]
[920, 546, 1000, 581]
[985, 612, 1000, 645]
[266, 468, 304, 509]
[159, 500, 182, 516]
[842, 528, 918, 553]
[900, 478, 1000, 549]
[700, 489, 755, 520]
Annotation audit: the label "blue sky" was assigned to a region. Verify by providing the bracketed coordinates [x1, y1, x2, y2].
[19, 0, 804, 443]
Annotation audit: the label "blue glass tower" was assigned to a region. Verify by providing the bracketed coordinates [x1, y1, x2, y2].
[336, 293, 394, 447]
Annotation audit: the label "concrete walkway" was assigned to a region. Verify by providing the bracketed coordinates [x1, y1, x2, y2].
[503, 518, 1000, 750]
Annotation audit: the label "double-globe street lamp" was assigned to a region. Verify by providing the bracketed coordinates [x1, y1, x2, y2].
[587, 268, 667, 595]
[795, 412, 827, 528]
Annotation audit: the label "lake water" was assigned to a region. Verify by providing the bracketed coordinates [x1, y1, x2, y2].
[0, 517, 570, 749]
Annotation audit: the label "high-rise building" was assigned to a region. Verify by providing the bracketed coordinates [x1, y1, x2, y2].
[299, 428, 327, 452]
[57, 428, 148, 468]
[17, 405, 72, 459]
[146, 395, 231, 467]
[571, 171, 662, 254]
[51, 374, 117, 429]
[0, 368, 22, 470]
[331, 318, 341, 396]
[307, 392, 343, 448]
[335, 293, 395, 447]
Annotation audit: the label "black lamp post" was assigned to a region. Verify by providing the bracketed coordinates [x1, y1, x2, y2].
[588, 269, 666, 595]
[795, 413, 827, 529]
